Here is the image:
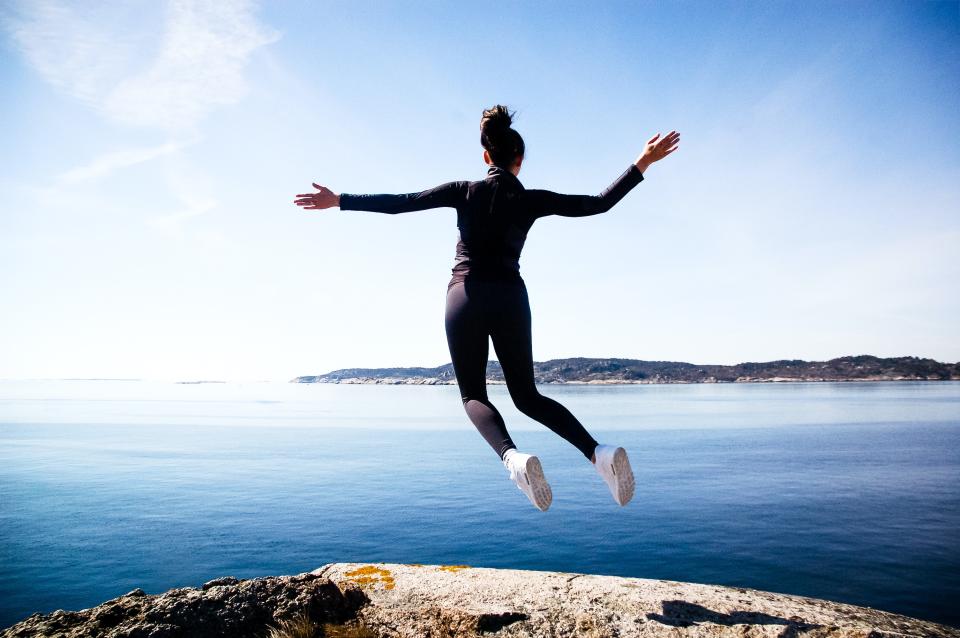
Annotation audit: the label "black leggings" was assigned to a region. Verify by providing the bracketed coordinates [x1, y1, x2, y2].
[444, 276, 599, 461]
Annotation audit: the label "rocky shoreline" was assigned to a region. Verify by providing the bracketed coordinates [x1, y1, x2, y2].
[4, 562, 957, 637]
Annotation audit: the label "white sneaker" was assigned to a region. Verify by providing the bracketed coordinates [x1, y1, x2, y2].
[502, 449, 552, 511]
[593, 444, 635, 506]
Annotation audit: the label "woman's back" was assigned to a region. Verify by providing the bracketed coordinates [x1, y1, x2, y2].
[338, 161, 644, 286]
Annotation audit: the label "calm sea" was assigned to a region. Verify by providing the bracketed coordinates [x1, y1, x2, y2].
[1, 379, 958, 629]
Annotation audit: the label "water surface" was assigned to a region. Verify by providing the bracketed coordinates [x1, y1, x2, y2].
[1, 380, 958, 628]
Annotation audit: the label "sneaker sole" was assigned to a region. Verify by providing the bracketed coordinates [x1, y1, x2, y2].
[610, 447, 636, 506]
[522, 456, 553, 511]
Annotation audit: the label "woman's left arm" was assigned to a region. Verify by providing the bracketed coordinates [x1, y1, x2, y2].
[295, 180, 468, 214]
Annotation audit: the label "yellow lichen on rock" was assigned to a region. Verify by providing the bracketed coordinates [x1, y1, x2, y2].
[344, 565, 396, 590]
[437, 565, 471, 573]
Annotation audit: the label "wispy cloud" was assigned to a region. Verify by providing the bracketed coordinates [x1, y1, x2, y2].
[3, 0, 280, 131]
[145, 154, 221, 238]
[3, 0, 278, 234]
[57, 139, 195, 184]
[104, 0, 280, 130]
[2, 1, 144, 104]
[146, 196, 219, 235]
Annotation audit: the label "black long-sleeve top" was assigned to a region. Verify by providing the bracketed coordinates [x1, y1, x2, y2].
[339, 162, 645, 287]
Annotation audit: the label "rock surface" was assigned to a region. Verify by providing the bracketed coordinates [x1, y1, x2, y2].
[4, 562, 957, 637]
[0, 572, 364, 638]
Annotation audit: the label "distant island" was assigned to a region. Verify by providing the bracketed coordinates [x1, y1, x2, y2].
[291, 354, 960, 385]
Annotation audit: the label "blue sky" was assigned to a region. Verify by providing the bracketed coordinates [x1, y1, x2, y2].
[1, 0, 957, 381]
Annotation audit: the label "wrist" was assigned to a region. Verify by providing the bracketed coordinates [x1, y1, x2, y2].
[634, 158, 651, 174]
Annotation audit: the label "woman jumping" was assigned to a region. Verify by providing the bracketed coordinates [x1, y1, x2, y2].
[295, 105, 679, 511]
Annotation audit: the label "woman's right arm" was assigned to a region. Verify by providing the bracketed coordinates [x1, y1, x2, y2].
[525, 130, 679, 219]
[295, 180, 467, 214]
[339, 180, 468, 214]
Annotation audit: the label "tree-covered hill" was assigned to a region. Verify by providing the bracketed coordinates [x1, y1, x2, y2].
[291, 355, 960, 384]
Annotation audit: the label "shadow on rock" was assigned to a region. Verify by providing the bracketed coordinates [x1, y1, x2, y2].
[476, 611, 528, 632]
[648, 600, 822, 635]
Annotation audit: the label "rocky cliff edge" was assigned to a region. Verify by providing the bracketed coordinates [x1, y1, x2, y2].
[3, 562, 956, 638]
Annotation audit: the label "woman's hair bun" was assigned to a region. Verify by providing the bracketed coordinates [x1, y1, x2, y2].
[480, 104, 514, 133]
[480, 104, 525, 168]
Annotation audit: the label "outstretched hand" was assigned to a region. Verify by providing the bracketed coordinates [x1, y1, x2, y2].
[294, 183, 339, 210]
[635, 131, 680, 172]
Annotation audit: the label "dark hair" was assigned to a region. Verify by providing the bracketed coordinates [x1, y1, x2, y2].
[480, 104, 525, 169]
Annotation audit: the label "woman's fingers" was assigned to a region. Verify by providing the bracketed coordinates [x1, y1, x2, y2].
[294, 183, 336, 210]
[656, 132, 679, 152]
[647, 131, 679, 148]
[659, 132, 679, 146]
[294, 183, 327, 198]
